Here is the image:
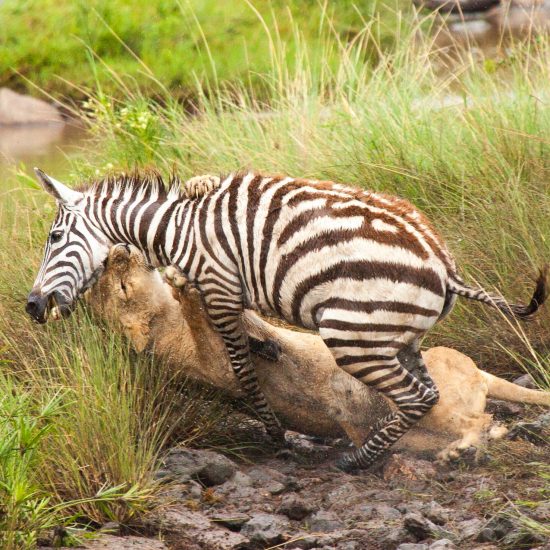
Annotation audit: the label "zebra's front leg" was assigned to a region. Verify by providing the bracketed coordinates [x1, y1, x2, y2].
[220, 323, 286, 443]
[164, 267, 281, 362]
[204, 295, 285, 443]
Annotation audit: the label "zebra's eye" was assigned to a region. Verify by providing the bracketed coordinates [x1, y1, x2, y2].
[50, 231, 63, 244]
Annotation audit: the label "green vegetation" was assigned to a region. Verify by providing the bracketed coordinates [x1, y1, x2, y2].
[0, 0, 407, 99]
[1, 3, 549, 546]
[0, 177, 232, 546]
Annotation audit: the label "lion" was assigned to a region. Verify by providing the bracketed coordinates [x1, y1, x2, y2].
[87, 244, 550, 461]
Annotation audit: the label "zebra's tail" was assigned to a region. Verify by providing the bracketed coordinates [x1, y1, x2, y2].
[447, 266, 548, 320]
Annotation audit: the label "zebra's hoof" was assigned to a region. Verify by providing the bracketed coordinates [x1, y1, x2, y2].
[335, 455, 359, 474]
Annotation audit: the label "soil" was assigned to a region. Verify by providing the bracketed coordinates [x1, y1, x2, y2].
[52, 403, 550, 550]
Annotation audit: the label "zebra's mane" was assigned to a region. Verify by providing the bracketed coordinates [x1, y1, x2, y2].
[78, 169, 189, 202]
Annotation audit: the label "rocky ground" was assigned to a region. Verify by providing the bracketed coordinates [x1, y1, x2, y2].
[44, 399, 549, 550]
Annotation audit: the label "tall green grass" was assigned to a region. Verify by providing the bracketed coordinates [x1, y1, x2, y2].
[79, 15, 550, 378]
[0, 173, 232, 544]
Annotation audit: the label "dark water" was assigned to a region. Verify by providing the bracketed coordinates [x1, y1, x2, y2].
[432, 3, 550, 51]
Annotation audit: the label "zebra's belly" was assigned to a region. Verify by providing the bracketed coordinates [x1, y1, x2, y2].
[282, 277, 446, 331]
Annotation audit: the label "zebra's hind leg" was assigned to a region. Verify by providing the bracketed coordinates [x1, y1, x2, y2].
[338, 366, 438, 472]
[397, 339, 439, 399]
[320, 327, 438, 471]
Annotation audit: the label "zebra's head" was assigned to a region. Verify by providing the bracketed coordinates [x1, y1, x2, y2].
[26, 168, 112, 323]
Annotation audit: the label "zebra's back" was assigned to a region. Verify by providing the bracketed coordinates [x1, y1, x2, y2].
[195, 172, 451, 335]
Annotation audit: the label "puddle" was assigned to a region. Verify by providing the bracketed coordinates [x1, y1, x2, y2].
[0, 120, 87, 183]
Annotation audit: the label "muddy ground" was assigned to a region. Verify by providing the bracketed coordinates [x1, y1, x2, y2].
[45, 398, 550, 550]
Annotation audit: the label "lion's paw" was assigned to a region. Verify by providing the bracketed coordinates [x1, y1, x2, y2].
[164, 266, 188, 288]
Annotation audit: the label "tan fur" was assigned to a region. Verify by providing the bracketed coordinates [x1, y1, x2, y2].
[417, 347, 549, 459]
[183, 175, 221, 198]
[88, 245, 550, 460]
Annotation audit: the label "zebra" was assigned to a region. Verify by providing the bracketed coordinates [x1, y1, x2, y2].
[26, 168, 547, 471]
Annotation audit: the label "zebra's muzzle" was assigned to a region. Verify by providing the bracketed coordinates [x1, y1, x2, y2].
[26, 291, 71, 324]
[26, 291, 49, 323]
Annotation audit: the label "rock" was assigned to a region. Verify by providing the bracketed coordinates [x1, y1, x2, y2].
[396, 544, 429, 550]
[421, 501, 451, 525]
[507, 412, 550, 445]
[232, 471, 254, 487]
[290, 528, 369, 550]
[336, 542, 361, 550]
[475, 516, 514, 542]
[396, 501, 424, 515]
[382, 454, 437, 482]
[210, 513, 250, 531]
[353, 503, 402, 520]
[403, 512, 453, 541]
[486, 399, 523, 418]
[158, 447, 237, 486]
[404, 513, 438, 539]
[307, 511, 345, 532]
[0, 88, 63, 125]
[530, 500, 550, 523]
[429, 540, 456, 549]
[502, 529, 548, 548]
[267, 481, 286, 495]
[161, 481, 203, 502]
[285, 532, 325, 549]
[149, 508, 247, 549]
[513, 373, 537, 389]
[247, 466, 286, 486]
[241, 513, 290, 545]
[476, 527, 498, 543]
[474, 511, 548, 547]
[456, 518, 484, 540]
[325, 483, 364, 507]
[377, 527, 416, 546]
[373, 503, 402, 520]
[83, 535, 168, 549]
[215, 477, 257, 502]
[279, 493, 317, 520]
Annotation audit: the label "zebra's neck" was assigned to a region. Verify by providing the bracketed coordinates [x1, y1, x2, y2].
[88, 192, 196, 269]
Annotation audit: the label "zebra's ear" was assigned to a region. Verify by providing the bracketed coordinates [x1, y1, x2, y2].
[33, 168, 83, 205]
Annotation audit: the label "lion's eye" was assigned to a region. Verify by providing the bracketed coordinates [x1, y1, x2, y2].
[50, 231, 63, 243]
[118, 280, 128, 298]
